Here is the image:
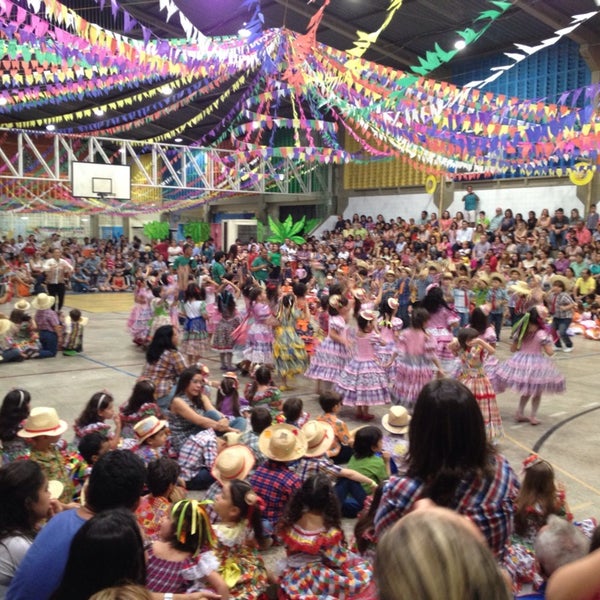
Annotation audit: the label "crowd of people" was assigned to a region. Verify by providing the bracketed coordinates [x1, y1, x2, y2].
[1, 201, 600, 599]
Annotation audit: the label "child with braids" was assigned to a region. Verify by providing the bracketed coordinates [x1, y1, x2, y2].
[146, 499, 229, 597]
[212, 479, 269, 599]
[277, 473, 374, 599]
[273, 293, 308, 391]
[211, 286, 241, 372]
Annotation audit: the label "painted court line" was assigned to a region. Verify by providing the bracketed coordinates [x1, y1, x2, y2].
[504, 433, 600, 498]
[78, 354, 139, 377]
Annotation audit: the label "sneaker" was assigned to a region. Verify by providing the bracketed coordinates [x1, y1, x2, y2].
[563, 346, 573, 353]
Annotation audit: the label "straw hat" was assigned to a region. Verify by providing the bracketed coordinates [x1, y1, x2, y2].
[211, 444, 255, 484]
[17, 407, 68, 438]
[14, 299, 31, 311]
[356, 260, 369, 270]
[386, 269, 396, 277]
[48, 480, 64, 500]
[65, 315, 89, 327]
[359, 309, 377, 321]
[223, 431, 242, 446]
[426, 261, 440, 272]
[489, 273, 506, 285]
[456, 275, 470, 284]
[0, 319, 14, 336]
[352, 288, 366, 301]
[387, 297, 399, 310]
[258, 423, 307, 462]
[509, 267, 523, 279]
[134, 416, 168, 444]
[382, 406, 412, 434]
[550, 274, 572, 289]
[31, 293, 55, 310]
[301, 420, 335, 458]
[509, 281, 532, 296]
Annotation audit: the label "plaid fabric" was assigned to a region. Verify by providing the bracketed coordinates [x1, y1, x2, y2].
[178, 429, 218, 482]
[140, 349, 187, 400]
[135, 494, 171, 540]
[318, 413, 351, 458]
[374, 453, 519, 557]
[250, 460, 302, 524]
[146, 545, 194, 593]
[295, 455, 342, 483]
[547, 290, 574, 319]
[239, 430, 267, 467]
[35, 308, 60, 332]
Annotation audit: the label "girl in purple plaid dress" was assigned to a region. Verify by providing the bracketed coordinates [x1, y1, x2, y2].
[277, 474, 375, 600]
[146, 499, 228, 596]
[305, 294, 351, 394]
[496, 306, 565, 426]
[336, 310, 391, 421]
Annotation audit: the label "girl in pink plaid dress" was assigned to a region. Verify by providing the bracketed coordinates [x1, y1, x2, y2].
[146, 499, 228, 597]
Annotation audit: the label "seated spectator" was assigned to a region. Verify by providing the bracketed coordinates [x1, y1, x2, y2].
[135, 457, 184, 540]
[529, 515, 590, 599]
[8, 450, 146, 600]
[375, 503, 512, 600]
[250, 423, 305, 535]
[239, 406, 272, 468]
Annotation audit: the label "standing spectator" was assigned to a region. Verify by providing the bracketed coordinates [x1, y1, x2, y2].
[43, 248, 73, 312]
[586, 203, 599, 232]
[32, 293, 62, 358]
[462, 185, 479, 225]
[549, 208, 570, 250]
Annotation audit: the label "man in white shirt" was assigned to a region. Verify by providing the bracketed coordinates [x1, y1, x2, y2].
[43, 248, 73, 311]
[454, 220, 474, 252]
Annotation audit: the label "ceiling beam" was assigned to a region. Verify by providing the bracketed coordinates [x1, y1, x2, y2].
[268, 0, 418, 68]
[513, 0, 597, 45]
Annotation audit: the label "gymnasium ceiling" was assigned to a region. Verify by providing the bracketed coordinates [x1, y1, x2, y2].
[0, 0, 600, 144]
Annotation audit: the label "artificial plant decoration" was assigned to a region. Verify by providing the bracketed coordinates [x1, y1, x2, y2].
[256, 221, 265, 243]
[143, 221, 170, 241]
[183, 222, 211, 243]
[267, 215, 306, 245]
[303, 217, 320, 237]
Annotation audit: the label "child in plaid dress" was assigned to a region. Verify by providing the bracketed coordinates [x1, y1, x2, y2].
[146, 499, 228, 597]
[276, 474, 375, 599]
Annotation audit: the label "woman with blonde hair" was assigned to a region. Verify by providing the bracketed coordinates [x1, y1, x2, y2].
[375, 506, 511, 600]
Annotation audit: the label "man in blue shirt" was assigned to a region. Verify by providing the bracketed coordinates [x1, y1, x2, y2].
[8, 450, 145, 600]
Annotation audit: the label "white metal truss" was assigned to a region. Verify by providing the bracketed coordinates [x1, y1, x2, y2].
[0, 130, 331, 213]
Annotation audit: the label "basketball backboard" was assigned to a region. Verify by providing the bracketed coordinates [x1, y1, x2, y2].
[71, 161, 131, 200]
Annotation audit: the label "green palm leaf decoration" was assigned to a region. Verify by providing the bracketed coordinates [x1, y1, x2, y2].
[267, 215, 306, 245]
[143, 221, 170, 241]
[183, 222, 211, 243]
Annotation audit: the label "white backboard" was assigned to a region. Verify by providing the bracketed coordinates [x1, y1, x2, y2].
[71, 161, 131, 200]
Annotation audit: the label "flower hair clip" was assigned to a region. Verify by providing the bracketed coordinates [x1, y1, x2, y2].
[522, 453, 543, 470]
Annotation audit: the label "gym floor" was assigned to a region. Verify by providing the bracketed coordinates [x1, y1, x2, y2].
[3, 293, 600, 524]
